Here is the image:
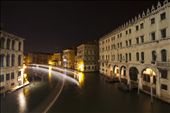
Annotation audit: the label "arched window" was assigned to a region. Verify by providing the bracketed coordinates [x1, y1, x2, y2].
[136, 52, 139, 61]
[6, 54, 10, 67]
[7, 39, 11, 49]
[18, 55, 21, 66]
[161, 49, 167, 62]
[12, 54, 15, 66]
[12, 40, 15, 50]
[141, 52, 144, 63]
[0, 38, 5, 49]
[125, 53, 128, 62]
[18, 42, 21, 51]
[0, 54, 5, 67]
[152, 51, 157, 62]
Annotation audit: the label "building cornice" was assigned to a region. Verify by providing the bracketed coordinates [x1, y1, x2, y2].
[99, 0, 170, 41]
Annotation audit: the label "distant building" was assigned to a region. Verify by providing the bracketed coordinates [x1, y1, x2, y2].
[0, 30, 24, 93]
[26, 52, 52, 65]
[76, 43, 99, 72]
[99, 1, 170, 102]
[62, 49, 75, 69]
[48, 52, 62, 66]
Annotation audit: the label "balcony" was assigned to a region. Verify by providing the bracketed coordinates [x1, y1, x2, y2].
[156, 61, 170, 68]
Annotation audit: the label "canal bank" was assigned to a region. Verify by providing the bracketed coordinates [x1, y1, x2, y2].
[1, 68, 170, 113]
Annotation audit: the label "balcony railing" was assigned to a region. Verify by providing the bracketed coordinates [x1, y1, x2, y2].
[156, 61, 170, 67]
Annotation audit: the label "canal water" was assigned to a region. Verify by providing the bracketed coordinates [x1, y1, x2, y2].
[1, 67, 170, 113]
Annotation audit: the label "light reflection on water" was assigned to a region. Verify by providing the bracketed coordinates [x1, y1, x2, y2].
[77, 72, 85, 88]
[18, 89, 27, 113]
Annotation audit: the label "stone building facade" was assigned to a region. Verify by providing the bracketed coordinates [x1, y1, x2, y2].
[0, 30, 24, 93]
[76, 43, 99, 72]
[99, 1, 170, 101]
[62, 49, 75, 69]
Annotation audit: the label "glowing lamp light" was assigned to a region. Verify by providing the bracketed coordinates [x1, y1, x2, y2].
[79, 64, 84, 72]
[78, 72, 85, 87]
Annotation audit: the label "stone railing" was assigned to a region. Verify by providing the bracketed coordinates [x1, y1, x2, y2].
[156, 61, 170, 68]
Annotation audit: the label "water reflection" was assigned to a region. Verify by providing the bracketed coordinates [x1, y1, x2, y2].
[48, 66, 52, 84]
[18, 89, 27, 113]
[77, 72, 85, 87]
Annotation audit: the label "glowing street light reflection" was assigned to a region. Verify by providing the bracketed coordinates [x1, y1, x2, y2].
[18, 90, 26, 113]
[77, 72, 85, 87]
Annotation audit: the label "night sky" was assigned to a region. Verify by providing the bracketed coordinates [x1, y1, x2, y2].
[1, 0, 158, 53]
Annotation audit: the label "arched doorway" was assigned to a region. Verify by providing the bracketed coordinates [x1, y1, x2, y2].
[142, 68, 156, 95]
[113, 65, 119, 77]
[120, 66, 127, 83]
[129, 67, 139, 88]
[129, 67, 138, 81]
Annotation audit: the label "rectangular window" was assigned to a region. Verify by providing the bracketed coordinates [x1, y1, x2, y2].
[160, 12, 166, 20]
[129, 53, 131, 61]
[140, 23, 144, 29]
[0, 75, 4, 82]
[120, 33, 122, 37]
[11, 72, 15, 79]
[136, 25, 139, 31]
[126, 30, 128, 35]
[6, 73, 10, 81]
[161, 28, 166, 38]
[140, 35, 144, 43]
[151, 18, 155, 24]
[126, 40, 128, 46]
[136, 37, 139, 44]
[129, 39, 132, 46]
[161, 84, 167, 90]
[120, 42, 122, 48]
[160, 69, 168, 79]
[141, 52, 144, 63]
[136, 53, 139, 61]
[151, 32, 155, 41]
[129, 29, 131, 34]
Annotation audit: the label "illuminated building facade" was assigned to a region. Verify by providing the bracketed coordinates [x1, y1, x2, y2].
[0, 30, 24, 93]
[48, 52, 62, 66]
[62, 49, 75, 69]
[76, 43, 98, 72]
[99, 1, 170, 101]
[27, 52, 52, 65]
